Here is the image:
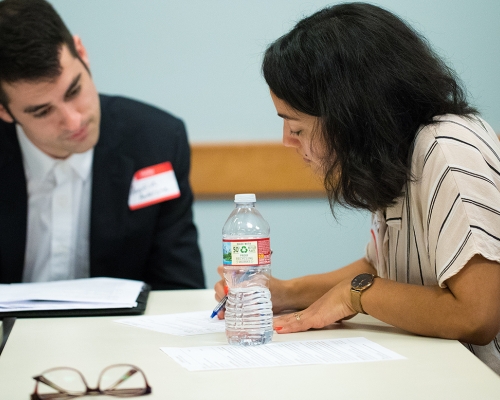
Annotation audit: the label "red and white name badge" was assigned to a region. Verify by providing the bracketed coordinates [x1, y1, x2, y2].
[128, 162, 180, 210]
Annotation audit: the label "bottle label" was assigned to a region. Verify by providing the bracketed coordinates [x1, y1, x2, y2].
[222, 238, 271, 266]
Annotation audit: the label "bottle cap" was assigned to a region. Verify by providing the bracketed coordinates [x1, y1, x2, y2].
[234, 193, 256, 203]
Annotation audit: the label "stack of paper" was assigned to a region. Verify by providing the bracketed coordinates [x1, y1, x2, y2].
[0, 277, 144, 312]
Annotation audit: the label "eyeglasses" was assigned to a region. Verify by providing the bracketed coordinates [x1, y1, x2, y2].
[31, 364, 152, 399]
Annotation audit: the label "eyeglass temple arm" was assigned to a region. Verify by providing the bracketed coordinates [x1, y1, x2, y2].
[33, 375, 69, 394]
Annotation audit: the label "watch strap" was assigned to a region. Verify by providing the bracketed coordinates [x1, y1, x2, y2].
[350, 288, 365, 314]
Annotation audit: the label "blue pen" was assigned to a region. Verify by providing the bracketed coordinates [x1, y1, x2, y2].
[210, 295, 227, 318]
[211, 259, 269, 318]
[210, 271, 248, 318]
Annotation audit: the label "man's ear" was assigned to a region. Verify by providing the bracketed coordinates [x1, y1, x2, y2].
[0, 104, 14, 123]
[73, 35, 91, 69]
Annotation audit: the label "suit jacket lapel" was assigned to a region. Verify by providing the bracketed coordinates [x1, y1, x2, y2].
[0, 123, 27, 283]
[89, 95, 135, 275]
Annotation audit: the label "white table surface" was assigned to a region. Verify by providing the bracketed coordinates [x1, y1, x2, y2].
[0, 289, 499, 399]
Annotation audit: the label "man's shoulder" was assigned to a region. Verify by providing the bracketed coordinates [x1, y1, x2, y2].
[96, 94, 189, 159]
[98, 94, 188, 148]
[0, 119, 18, 158]
[0, 118, 15, 135]
[99, 94, 184, 130]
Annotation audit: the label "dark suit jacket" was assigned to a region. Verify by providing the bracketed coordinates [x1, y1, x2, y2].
[0, 94, 205, 290]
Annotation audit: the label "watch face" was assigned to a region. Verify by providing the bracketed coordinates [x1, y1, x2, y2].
[351, 273, 374, 290]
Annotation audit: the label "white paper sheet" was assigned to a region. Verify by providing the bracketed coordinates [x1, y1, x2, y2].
[115, 310, 225, 335]
[161, 337, 405, 371]
[0, 278, 143, 312]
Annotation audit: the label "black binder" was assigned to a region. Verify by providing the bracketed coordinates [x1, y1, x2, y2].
[0, 284, 151, 319]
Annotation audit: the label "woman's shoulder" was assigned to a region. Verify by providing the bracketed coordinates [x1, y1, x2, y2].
[412, 114, 500, 173]
[417, 114, 496, 143]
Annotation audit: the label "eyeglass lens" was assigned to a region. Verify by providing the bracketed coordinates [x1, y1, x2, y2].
[35, 365, 149, 398]
[99, 365, 148, 395]
[37, 368, 87, 396]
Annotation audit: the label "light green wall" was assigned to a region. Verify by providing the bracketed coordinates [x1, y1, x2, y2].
[50, 0, 500, 288]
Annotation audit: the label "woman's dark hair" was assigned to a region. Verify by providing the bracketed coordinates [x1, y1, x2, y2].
[263, 2, 477, 213]
[0, 0, 80, 106]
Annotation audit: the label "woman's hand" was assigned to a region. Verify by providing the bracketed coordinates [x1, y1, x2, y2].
[273, 278, 357, 333]
[214, 265, 227, 302]
[213, 265, 227, 319]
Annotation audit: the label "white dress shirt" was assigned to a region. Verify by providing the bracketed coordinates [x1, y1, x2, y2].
[16, 125, 93, 282]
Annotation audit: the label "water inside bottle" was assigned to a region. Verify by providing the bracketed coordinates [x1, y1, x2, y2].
[225, 286, 273, 346]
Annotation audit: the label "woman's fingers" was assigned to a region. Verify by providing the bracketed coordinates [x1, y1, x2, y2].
[214, 265, 227, 301]
[273, 279, 356, 333]
[273, 310, 313, 333]
[217, 309, 225, 320]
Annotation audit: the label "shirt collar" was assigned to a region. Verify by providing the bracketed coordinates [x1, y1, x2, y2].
[66, 147, 94, 181]
[16, 124, 94, 182]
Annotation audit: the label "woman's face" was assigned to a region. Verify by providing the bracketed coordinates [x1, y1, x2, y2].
[270, 91, 324, 173]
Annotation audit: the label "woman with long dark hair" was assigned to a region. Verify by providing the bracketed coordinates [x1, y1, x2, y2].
[215, 2, 500, 374]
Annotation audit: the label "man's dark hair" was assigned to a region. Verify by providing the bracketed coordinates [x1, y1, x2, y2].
[263, 2, 477, 214]
[0, 0, 79, 106]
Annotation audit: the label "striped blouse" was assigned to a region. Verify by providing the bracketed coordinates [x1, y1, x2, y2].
[366, 114, 500, 375]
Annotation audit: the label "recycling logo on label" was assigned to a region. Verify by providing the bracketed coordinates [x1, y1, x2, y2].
[240, 246, 248, 253]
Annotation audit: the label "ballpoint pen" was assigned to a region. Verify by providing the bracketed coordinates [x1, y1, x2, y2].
[210, 253, 272, 318]
[210, 270, 266, 318]
[210, 295, 227, 318]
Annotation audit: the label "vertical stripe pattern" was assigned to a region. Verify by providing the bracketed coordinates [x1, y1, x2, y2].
[365, 114, 500, 375]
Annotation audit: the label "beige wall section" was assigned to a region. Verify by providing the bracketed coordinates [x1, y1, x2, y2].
[190, 142, 325, 199]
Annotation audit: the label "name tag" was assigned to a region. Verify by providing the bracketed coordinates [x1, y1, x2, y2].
[128, 162, 180, 210]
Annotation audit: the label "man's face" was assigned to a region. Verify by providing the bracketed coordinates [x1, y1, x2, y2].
[0, 38, 100, 159]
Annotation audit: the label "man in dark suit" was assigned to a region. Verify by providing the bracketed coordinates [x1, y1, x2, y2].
[0, 0, 205, 290]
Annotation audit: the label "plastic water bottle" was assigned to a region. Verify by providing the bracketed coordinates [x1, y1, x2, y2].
[222, 193, 273, 346]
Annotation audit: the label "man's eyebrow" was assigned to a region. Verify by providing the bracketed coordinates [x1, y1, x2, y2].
[23, 74, 82, 114]
[64, 73, 81, 99]
[24, 103, 50, 114]
[277, 112, 300, 121]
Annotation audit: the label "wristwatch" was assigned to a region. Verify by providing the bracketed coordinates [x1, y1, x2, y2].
[350, 273, 377, 314]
